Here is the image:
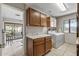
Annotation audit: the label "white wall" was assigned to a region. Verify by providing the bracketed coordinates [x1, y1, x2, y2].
[56, 13, 77, 44]
[3, 18, 23, 24]
[0, 4, 3, 56]
[0, 3, 24, 56]
[0, 4, 2, 45]
[5, 3, 25, 10]
[0, 17, 4, 45]
[1, 4, 23, 45]
[1, 4, 24, 20]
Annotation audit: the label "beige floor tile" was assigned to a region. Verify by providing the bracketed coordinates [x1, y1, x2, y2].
[46, 43, 76, 56]
[64, 51, 76, 56]
[53, 49, 65, 56]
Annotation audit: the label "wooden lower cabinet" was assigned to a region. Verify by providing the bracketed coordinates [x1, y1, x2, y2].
[27, 38, 33, 56]
[77, 44, 79, 56]
[45, 37, 52, 53]
[34, 38, 45, 56]
[34, 44, 45, 56]
[27, 36, 52, 56]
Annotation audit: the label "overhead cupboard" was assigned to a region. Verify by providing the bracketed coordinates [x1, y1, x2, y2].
[26, 8, 50, 27]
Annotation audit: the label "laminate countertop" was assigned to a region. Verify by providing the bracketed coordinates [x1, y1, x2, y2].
[26, 34, 51, 39]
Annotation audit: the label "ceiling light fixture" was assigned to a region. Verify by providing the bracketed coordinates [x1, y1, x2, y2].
[56, 3, 66, 11]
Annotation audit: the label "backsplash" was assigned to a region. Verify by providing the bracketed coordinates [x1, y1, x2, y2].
[26, 26, 48, 35]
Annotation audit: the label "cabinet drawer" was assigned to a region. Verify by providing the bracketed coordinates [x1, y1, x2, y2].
[34, 38, 44, 43]
[34, 41, 44, 45]
[34, 38, 44, 45]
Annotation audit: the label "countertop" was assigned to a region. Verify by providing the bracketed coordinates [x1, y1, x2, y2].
[26, 34, 51, 39]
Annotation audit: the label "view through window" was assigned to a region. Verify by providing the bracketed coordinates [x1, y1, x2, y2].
[63, 19, 77, 33]
[4, 23, 23, 41]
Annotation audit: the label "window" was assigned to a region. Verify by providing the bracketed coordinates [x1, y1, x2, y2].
[50, 18, 56, 27]
[63, 19, 77, 33]
[5, 23, 23, 40]
[14, 24, 23, 39]
[63, 20, 69, 33]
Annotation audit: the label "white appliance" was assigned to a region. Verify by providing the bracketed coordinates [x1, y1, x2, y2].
[48, 31, 65, 48]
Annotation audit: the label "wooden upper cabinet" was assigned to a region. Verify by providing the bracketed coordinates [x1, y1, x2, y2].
[26, 8, 41, 26]
[26, 8, 30, 26]
[40, 14, 50, 27]
[26, 8, 50, 27]
[77, 4, 79, 15]
[47, 17, 50, 27]
[41, 14, 47, 27]
[30, 8, 41, 26]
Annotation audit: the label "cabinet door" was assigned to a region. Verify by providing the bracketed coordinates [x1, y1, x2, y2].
[30, 8, 41, 26]
[34, 38, 45, 56]
[77, 44, 79, 56]
[47, 17, 50, 27]
[45, 37, 52, 52]
[27, 38, 33, 56]
[34, 44, 45, 56]
[41, 14, 47, 27]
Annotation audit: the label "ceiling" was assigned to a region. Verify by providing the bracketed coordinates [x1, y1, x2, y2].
[26, 3, 77, 17]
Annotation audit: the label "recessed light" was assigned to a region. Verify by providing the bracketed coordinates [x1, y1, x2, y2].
[56, 3, 66, 11]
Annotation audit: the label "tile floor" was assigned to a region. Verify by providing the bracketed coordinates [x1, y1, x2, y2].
[12, 43, 76, 56]
[12, 46, 24, 56]
[45, 43, 76, 56]
[2, 39, 24, 56]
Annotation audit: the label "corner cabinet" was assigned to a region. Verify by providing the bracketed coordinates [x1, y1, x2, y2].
[26, 8, 50, 27]
[26, 36, 52, 56]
